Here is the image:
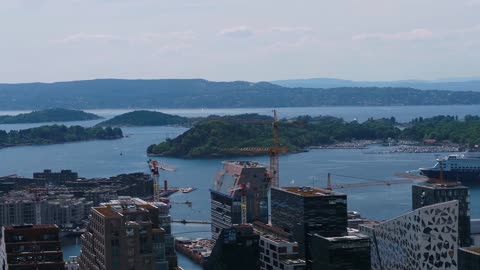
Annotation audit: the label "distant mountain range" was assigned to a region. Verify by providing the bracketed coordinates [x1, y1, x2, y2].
[271, 78, 480, 92]
[3, 79, 480, 109]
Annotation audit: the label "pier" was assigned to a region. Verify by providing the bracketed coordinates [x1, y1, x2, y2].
[172, 219, 211, 224]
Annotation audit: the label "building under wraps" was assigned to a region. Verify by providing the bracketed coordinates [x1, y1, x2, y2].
[210, 161, 270, 240]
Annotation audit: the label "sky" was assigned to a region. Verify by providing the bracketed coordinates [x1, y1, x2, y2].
[1, 0, 480, 83]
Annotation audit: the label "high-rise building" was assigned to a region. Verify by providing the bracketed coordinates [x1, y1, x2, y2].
[210, 161, 270, 240]
[359, 200, 459, 270]
[2, 224, 65, 270]
[78, 196, 177, 270]
[307, 232, 371, 270]
[412, 182, 471, 246]
[204, 225, 260, 270]
[458, 247, 480, 270]
[253, 221, 306, 270]
[270, 186, 347, 259]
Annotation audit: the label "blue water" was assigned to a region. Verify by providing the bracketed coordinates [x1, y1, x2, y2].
[2, 106, 480, 269]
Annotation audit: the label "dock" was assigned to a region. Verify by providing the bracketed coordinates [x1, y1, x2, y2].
[172, 219, 211, 224]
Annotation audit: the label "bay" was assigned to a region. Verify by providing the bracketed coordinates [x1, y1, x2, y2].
[2, 105, 480, 269]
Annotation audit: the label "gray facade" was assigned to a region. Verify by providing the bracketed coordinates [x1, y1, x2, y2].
[307, 233, 371, 270]
[253, 222, 306, 270]
[271, 186, 347, 259]
[412, 182, 471, 246]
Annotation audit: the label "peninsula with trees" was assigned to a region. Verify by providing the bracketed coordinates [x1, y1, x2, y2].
[147, 114, 480, 158]
[0, 125, 123, 149]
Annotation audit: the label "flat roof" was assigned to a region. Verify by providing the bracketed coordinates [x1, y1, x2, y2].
[93, 207, 122, 218]
[278, 186, 344, 197]
[414, 182, 468, 189]
[318, 233, 370, 242]
[4, 224, 58, 231]
[223, 160, 267, 168]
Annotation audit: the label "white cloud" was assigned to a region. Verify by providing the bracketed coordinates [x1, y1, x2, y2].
[217, 26, 254, 38]
[51, 33, 123, 44]
[352, 28, 434, 41]
[265, 26, 312, 33]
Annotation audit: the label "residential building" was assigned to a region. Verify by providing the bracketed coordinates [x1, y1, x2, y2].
[412, 182, 471, 246]
[33, 169, 78, 186]
[0, 190, 92, 228]
[359, 200, 459, 270]
[3, 224, 64, 270]
[78, 197, 177, 270]
[253, 221, 306, 270]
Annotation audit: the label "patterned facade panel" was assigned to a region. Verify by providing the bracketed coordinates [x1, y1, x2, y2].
[360, 201, 459, 270]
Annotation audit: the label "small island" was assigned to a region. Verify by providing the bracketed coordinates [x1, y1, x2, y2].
[147, 115, 480, 158]
[95, 110, 189, 127]
[0, 108, 101, 124]
[0, 125, 123, 149]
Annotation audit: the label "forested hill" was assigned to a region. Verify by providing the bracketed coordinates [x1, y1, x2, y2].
[3, 79, 480, 109]
[147, 115, 480, 158]
[0, 108, 101, 124]
[95, 110, 189, 127]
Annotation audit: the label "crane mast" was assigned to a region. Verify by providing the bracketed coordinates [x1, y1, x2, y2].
[148, 159, 176, 202]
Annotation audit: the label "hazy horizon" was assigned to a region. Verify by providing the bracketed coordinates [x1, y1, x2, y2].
[2, 0, 480, 83]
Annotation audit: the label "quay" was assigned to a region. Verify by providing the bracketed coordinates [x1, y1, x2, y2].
[172, 219, 211, 224]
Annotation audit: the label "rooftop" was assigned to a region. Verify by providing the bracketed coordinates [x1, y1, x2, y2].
[222, 160, 266, 168]
[278, 186, 344, 197]
[93, 207, 122, 218]
[414, 182, 468, 189]
[4, 224, 59, 231]
[280, 258, 306, 266]
[95, 197, 159, 217]
[316, 232, 370, 242]
[253, 222, 295, 244]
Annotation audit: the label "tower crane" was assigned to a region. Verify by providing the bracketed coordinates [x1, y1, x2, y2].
[224, 110, 297, 188]
[147, 159, 176, 202]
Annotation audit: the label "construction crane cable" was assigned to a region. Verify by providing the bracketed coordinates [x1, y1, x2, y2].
[329, 173, 398, 183]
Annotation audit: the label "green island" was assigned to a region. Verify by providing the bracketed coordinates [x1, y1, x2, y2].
[147, 114, 480, 158]
[0, 125, 123, 148]
[95, 110, 189, 127]
[0, 108, 101, 124]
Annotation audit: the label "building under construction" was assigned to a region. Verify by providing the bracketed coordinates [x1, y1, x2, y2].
[210, 161, 270, 240]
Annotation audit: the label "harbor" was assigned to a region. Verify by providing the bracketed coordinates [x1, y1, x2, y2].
[3, 107, 480, 269]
